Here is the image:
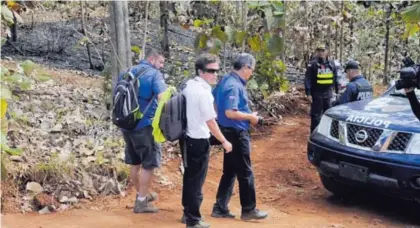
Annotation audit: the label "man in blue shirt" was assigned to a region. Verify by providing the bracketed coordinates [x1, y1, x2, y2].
[119, 48, 167, 213]
[333, 60, 373, 106]
[211, 53, 268, 221]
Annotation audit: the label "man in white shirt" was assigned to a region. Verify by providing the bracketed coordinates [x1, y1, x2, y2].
[180, 53, 233, 228]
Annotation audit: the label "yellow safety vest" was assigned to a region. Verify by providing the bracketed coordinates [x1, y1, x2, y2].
[151, 86, 178, 143]
[316, 66, 333, 85]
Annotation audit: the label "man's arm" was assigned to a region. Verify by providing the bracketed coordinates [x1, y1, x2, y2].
[304, 63, 313, 96]
[223, 86, 254, 121]
[333, 66, 339, 94]
[337, 83, 355, 105]
[152, 71, 168, 102]
[407, 90, 420, 121]
[200, 92, 232, 151]
[207, 119, 227, 144]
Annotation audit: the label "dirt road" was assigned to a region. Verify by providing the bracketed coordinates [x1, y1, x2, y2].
[2, 117, 419, 228]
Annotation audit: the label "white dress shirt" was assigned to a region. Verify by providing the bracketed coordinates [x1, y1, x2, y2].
[183, 76, 217, 139]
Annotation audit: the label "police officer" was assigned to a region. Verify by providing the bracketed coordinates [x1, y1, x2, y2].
[211, 53, 268, 221]
[333, 60, 373, 106]
[304, 44, 338, 133]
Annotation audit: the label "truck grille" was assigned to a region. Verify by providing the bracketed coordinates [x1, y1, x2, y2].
[347, 124, 383, 148]
[388, 132, 413, 152]
[330, 120, 339, 139]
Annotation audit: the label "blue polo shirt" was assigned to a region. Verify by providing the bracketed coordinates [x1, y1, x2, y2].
[117, 60, 167, 131]
[213, 72, 251, 131]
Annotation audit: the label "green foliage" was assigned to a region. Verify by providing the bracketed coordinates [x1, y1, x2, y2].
[192, 0, 288, 96]
[0, 60, 52, 180]
[401, 2, 420, 24]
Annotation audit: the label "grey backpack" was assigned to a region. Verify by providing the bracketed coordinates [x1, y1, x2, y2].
[158, 80, 188, 142]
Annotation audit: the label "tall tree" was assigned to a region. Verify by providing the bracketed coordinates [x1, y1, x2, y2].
[160, 1, 170, 58]
[108, 1, 132, 93]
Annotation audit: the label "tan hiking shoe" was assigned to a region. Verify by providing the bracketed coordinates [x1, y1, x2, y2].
[186, 220, 210, 228]
[133, 198, 158, 213]
[147, 192, 158, 202]
[135, 192, 158, 203]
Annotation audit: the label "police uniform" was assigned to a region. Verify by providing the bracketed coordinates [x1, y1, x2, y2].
[334, 61, 373, 106]
[304, 46, 338, 133]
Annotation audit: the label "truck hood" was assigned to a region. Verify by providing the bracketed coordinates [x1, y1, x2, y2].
[326, 96, 420, 133]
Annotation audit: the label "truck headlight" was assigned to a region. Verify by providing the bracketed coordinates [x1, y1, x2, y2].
[317, 115, 332, 137]
[406, 134, 420, 154]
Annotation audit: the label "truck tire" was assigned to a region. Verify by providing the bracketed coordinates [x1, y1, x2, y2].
[320, 174, 352, 197]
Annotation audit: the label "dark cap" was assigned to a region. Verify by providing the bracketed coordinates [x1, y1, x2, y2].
[344, 60, 360, 71]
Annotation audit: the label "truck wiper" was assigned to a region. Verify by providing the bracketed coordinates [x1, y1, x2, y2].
[389, 93, 407, 98]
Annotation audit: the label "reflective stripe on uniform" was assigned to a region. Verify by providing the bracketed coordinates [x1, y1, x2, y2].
[317, 72, 333, 78]
[317, 79, 333, 84]
[316, 72, 333, 84]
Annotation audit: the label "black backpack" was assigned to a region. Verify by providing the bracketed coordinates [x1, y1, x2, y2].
[112, 67, 154, 130]
[158, 80, 189, 142]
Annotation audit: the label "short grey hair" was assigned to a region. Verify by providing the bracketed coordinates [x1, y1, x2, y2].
[145, 48, 163, 59]
[233, 53, 256, 70]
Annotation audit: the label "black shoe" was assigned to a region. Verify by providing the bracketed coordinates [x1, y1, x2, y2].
[181, 215, 205, 224]
[241, 209, 268, 221]
[211, 209, 235, 218]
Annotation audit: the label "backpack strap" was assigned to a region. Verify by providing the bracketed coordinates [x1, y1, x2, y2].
[132, 66, 159, 119]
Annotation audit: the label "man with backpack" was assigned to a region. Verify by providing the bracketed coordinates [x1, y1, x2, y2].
[180, 53, 233, 228]
[113, 48, 166, 213]
[332, 60, 373, 106]
[211, 53, 268, 222]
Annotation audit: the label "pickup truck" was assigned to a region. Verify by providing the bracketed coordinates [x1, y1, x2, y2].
[307, 83, 420, 203]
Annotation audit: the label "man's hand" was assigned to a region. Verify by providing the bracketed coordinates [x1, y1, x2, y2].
[249, 112, 259, 125]
[222, 141, 232, 153]
[306, 95, 312, 103]
[404, 87, 415, 93]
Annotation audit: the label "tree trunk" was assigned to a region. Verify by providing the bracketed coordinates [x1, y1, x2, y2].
[339, 1, 344, 63]
[303, 1, 309, 66]
[214, 1, 222, 26]
[160, 1, 170, 58]
[241, 0, 247, 52]
[80, 1, 93, 69]
[141, 0, 150, 60]
[109, 1, 132, 94]
[334, 2, 339, 59]
[280, 0, 286, 62]
[349, 17, 354, 55]
[383, 6, 391, 86]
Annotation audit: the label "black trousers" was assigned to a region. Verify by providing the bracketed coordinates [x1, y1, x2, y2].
[310, 91, 332, 133]
[180, 136, 210, 226]
[213, 127, 256, 214]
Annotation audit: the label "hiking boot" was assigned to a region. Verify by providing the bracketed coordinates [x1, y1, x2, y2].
[146, 192, 158, 202]
[136, 192, 158, 203]
[241, 209, 268, 221]
[210, 209, 235, 219]
[133, 198, 158, 213]
[186, 220, 210, 228]
[181, 215, 205, 224]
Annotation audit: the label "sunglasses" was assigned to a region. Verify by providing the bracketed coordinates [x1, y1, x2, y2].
[205, 68, 220, 74]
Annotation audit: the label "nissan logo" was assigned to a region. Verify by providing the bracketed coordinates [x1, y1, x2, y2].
[355, 130, 368, 143]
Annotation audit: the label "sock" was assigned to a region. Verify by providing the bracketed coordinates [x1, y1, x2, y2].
[137, 194, 146, 201]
